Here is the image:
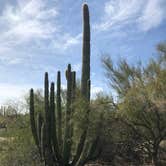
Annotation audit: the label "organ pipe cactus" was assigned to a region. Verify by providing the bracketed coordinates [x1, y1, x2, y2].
[30, 4, 101, 166]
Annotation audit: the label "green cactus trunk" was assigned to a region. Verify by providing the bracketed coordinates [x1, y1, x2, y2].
[81, 4, 90, 99]
[44, 73, 54, 165]
[30, 89, 39, 148]
[63, 64, 72, 165]
[57, 71, 62, 153]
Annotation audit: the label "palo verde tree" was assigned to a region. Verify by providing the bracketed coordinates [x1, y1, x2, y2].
[102, 43, 166, 166]
[30, 4, 101, 166]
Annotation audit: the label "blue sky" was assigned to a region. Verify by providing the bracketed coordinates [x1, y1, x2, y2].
[0, 0, 166, 104]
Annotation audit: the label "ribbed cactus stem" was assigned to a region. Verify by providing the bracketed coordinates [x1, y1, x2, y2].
[81, 3, 90, 99]
[71, 71, 76, 101]
[72, 79, 91, 166]
[41, 123, 46, 160]
[87, 79, 91, 102]
[30, 89, 39, 148]
[36, 112, 43, 156]
[37, 113, 42, 142]
[57, 71, 62, 152]
[71, 71, 76, 140]
[50, 82, 55, 132]
[44, 72, 50, 144]
[63, 64, 72, 164]
[50, 82, 57, 149]
[44, 72, 53, 165]
[50, 82, 62, 164]
[71, 128, 88, 166]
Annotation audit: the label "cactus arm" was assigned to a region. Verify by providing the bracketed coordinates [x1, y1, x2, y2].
[37, 113, 43, 144]
[77, 137, 102, 166]
[63, 64, 73, 165]
[50, 82, 63, 164]
[30, 89, 39, 148]
[41, 122, 46, 160]
[36, 112, 43, 156]
[71, 71, 76, 102]
[71, 129, 88, 166]
[85, 136, 101, 162]
[83, 113, 104, 165]
[76, 113, 103, 166]
[44, 72, 54, 165]
[50, 82, 57, 148]
[86, 79, 91, 102]
[75, 141, 90, 166]
[44, 72, 51, 144]
[70, 71, 76, 140]
[71, 79, 91, 166]
[81, 4, 90, 99]
[57, 71, 62, 152]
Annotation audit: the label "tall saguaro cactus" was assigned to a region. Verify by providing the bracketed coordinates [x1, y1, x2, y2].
[81, 4, 90, 99]
[30, 4, 101, 166]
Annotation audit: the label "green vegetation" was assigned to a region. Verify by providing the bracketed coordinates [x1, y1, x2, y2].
[101, 42, 166, 165]
[0, 113, 42, 166]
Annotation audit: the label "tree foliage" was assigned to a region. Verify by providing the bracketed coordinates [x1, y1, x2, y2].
[102, 42, 166, 165]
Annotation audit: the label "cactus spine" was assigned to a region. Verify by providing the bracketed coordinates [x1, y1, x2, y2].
[30, 4, 100, 166]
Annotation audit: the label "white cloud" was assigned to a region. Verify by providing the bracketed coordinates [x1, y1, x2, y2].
[0, 83, 103, 104]
[0, 83, 33, 105]
[94, 0, 166, 32]
[7, 58, 23, 65]
[138, 0, 165, 31]
[0, 0, 58, 43]
[52, 33, 82, 51]
[63, 33, 81, 49]
[91, 85, 103, 98]
[0, 0, 58, 64]
[0, 0, 81, 65]
[73, 63, 81, 72]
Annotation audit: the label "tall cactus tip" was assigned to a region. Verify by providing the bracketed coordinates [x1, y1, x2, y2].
[44, 72, 49, 83]
[51, 82, 54, 88]
[83, 3, 89, 10]
[30, 88, 33, 93]
[67, 64, 72, 72]
[45, 72, 48, 76]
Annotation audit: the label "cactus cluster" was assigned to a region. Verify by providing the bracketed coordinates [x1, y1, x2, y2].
[30, 4, 101, 166]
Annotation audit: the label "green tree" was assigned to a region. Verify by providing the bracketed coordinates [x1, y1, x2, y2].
[102, 43, 166, 166]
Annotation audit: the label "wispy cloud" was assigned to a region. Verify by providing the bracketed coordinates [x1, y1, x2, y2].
[91, 85, 103, 98]
[94, 0, 166, 32]
[51, 33, 82, 51]
[73, 63, 81, 72]
[0, 0, 58, 43]
[0, 0, 81, 64]
[138, 0, 166, 31]
[0, 0, 57, 65]
[0, 83, 34, 104]
[0, 82, 104, 104]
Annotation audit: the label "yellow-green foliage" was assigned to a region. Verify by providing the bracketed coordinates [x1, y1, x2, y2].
[0, 114, 43, 166]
